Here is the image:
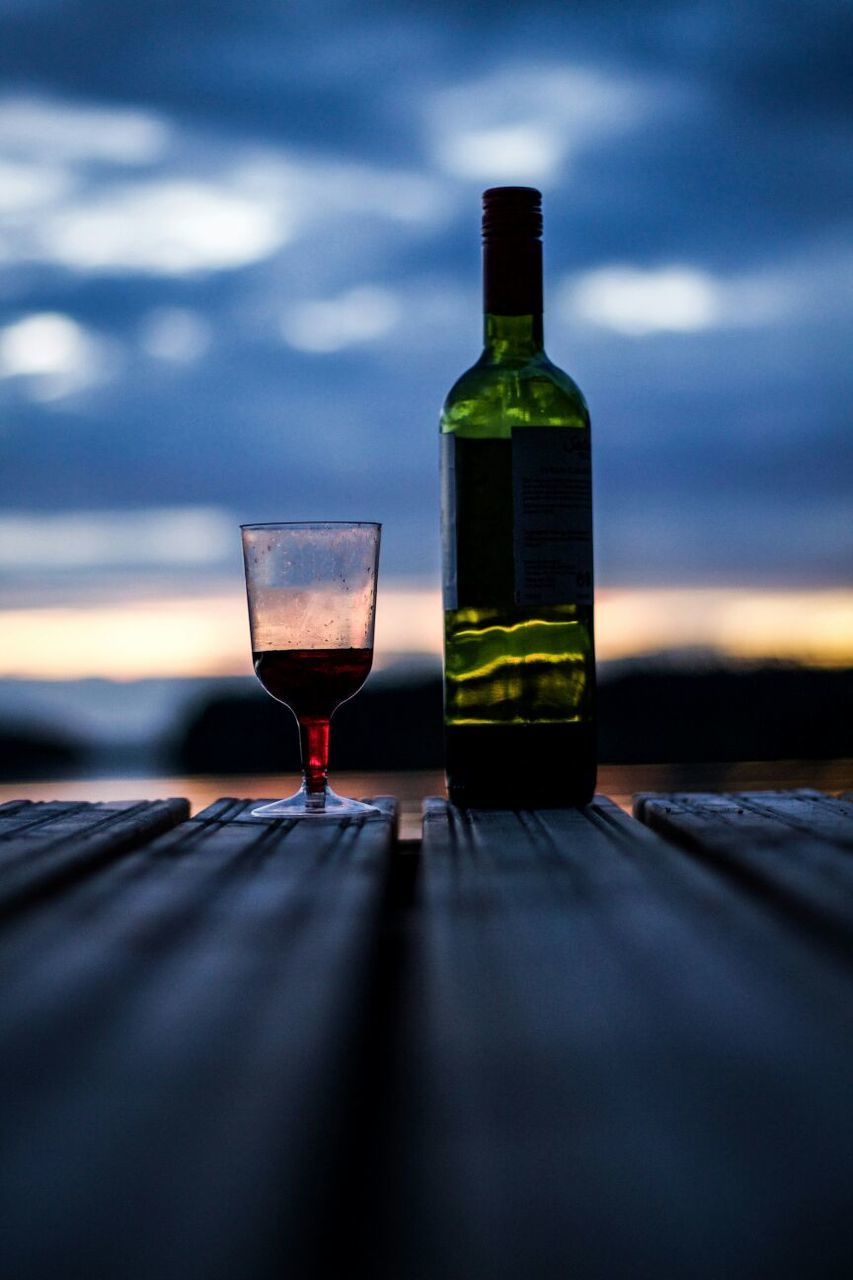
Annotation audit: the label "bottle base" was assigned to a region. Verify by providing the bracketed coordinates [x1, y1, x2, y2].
[444, 722, 597, 809]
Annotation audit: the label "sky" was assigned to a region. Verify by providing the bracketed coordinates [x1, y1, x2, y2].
[0, 0, 851, 679]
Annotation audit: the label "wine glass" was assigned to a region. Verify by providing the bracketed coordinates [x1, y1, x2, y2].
[241, 521, 381, 818]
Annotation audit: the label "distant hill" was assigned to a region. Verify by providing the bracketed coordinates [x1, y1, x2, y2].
[175, 674, 444, 774]
[0, 726, 84, 780]
[598, 665, 853, 763]
[172, 665, 853, 774]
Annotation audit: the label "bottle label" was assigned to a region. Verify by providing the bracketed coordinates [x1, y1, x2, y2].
[512, 427, 593, 606]
[441, 428, 592, 611]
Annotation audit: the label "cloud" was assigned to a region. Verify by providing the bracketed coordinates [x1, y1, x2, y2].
[0, 507, 234, 570]
[0, 312, 111, 400]
[237, 155, 443, 227]
[0, 158, 71, 213]
[139, 308, 211, 364]
[41, 178, 290, 275]
[560, 244, 853, 336]
[0, 94, 169, 165]
[437, 125, 564, 185]
[280, 285, 400, 353]
[564, 265, 722, 335]
[429, 64, 657, 183]
[0, 92, 447, 279]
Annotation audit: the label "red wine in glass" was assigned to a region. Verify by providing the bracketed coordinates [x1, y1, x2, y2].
[253, 648, 373, 718]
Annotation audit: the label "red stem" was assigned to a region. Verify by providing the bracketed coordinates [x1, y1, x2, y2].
[299, 717, 329, 800]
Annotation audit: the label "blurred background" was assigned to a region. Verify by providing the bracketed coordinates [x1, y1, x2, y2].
[0, 0, 851, 804]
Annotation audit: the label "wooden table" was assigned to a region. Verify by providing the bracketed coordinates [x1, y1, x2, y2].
[2, 789, 853, 1279]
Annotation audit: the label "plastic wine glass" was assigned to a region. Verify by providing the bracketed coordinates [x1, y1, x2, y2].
[241, 521, 381, 817]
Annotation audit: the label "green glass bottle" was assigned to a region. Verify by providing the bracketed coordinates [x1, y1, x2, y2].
[440, 186, 596, 807]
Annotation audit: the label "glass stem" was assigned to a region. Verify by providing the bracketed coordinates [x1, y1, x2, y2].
[299, 717, 329, 808]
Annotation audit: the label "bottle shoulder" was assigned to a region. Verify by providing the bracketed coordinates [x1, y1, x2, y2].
[440, 350, 589, 435]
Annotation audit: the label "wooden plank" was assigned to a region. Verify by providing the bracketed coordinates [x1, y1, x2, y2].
[0, 797, 397, 1280]
[635, 789, 853, 849]
[634, 790, 853, 954]
[0, 798, 190, 919]
[375, 798, 853, 1279]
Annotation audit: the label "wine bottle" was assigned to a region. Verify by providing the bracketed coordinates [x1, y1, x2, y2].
[440, 186, 596, 807]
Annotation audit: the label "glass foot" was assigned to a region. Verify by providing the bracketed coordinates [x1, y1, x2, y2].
[251, 783, 380, 819]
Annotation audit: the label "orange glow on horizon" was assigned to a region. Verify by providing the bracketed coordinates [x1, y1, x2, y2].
[0, 586, 850, 680]
[597, 587, 853, 668]
[0, 587, 446, 681]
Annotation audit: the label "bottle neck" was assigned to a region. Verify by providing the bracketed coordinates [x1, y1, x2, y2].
[482, 235, 544, 359]
[483, 313, 544, 359]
